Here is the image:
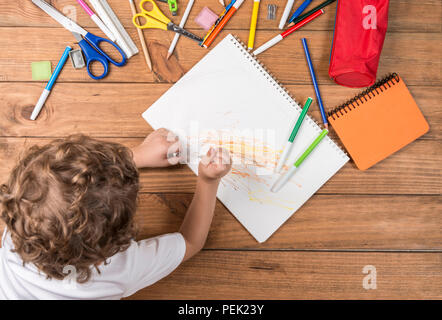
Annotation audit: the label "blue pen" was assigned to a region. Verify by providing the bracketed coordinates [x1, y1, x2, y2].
[288, 0, 313, 23]
[301, 38, 328, 128]
[30, 46, 72, 120]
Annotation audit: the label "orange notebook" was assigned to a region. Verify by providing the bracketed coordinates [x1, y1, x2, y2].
[327, 73, 429, 170]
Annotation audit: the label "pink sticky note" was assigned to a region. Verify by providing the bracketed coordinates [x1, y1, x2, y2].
[195, 7, 218, 31]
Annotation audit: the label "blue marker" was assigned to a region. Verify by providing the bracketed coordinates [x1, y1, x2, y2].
[288, 0, 312, 23]
[30, 46, 72, 120]
[301, 38, 328, 128]
[225, 0, 237, 13]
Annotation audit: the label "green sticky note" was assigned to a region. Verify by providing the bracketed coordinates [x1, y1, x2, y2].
[31, 61, 52, 81]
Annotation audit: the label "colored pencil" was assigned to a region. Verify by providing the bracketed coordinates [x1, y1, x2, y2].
[248, 0, 260, 50]
[287, 0, 312, 25]
[167, 0, 195, 59]
[200, 0, 235, 46]
[31, 46, 72, 121]
[301, 38, 328, 128]
[203, 0, 245, 48]
[129, 0, 152, 71]
[288, 0, 336, 26]
[253, 9, 324, 55]
[279, 0, 295, 29]
[271, 129, 328, 192]
[275, 97, 313, 173]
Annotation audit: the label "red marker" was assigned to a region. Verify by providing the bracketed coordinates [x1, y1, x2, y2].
[203, 0, 245, 48]
[253, 9, 324, 55]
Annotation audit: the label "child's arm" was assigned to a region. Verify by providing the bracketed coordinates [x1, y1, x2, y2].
[179, 147, 231, 262]
[132, 128, 181, 168]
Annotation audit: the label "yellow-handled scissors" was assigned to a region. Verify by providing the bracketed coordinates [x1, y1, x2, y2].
[133, 0, 203, 43]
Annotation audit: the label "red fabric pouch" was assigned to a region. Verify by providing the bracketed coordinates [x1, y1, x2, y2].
[329, 0, 390, 88]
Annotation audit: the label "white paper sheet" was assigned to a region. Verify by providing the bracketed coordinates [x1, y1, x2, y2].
[143, 34, 349, 243]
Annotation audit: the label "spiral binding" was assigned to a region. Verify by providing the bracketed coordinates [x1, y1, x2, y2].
[328, 73, 400, 121]
[229, 35, 348, 159]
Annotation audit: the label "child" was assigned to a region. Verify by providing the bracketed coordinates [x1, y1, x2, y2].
[0, 129, 231, 299]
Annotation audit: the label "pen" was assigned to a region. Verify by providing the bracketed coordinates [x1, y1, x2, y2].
[275, 97, 313, 173]
[302, 38, 328, 128]
[271, 129, 328, 192]
[31, 46, 72, 121]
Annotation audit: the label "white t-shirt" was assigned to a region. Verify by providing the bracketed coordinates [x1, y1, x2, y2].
[0, 229, 186, 300]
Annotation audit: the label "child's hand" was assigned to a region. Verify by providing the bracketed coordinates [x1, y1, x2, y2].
[132, 128, 181, 168]
[198, 147, 232, 183]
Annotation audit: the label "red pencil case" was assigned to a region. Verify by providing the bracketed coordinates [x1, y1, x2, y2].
[329, 0, 390, 88]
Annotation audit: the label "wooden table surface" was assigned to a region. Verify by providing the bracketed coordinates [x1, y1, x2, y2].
[0, 0, 441, 299]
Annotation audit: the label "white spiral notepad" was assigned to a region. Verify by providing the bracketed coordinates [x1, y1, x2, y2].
[143, 34, 349, 243]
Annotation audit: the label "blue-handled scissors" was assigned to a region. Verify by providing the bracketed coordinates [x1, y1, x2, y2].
[32, 0, 126, 80]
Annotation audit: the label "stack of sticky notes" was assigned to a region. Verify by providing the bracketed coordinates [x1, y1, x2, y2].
[31, 61, 52, 81]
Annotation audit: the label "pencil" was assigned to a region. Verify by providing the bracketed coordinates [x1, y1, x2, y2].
[279, 0, 295, 29]
[288, 0, 336, 26]
[271, 129, 328, 192]
[248, 0, 260, 50]
[128, 0, 152, 71]
[167, 0, 195, 60]
[301, 38, 328, 128]
[287, 0, 313, 25]
[203, 0, 245, 48]
[200, 1, 233, 46]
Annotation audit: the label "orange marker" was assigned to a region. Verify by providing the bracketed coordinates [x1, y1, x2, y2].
[203, 0, 245, 48]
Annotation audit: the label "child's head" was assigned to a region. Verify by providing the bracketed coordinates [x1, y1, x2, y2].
[0, 135, 139, 282]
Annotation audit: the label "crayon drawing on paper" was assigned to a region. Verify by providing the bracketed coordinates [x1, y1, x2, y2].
[143, 34, 348, 242]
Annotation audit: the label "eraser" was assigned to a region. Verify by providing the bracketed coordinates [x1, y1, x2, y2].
[195, 7, 218, 31]
[31, 61, 52, 81]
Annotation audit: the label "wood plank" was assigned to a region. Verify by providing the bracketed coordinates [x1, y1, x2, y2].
[1, 223, 439, 298]
[0, 83, 439, 140]
[0, 0, 440, 301]
[1, 138, 440, 195]
[1, 0, 440, 33]
[131, 194, 442, 250]
[2, 194, 439, 250]
[0, 27, 440, 85]
[126, 251, 442, 299]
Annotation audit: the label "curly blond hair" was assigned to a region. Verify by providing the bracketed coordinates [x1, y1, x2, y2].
[0, 135, 139, 283]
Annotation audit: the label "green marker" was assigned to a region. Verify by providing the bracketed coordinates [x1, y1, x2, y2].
[271, 129, 328, 193]
[275, 97, 313, 173]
